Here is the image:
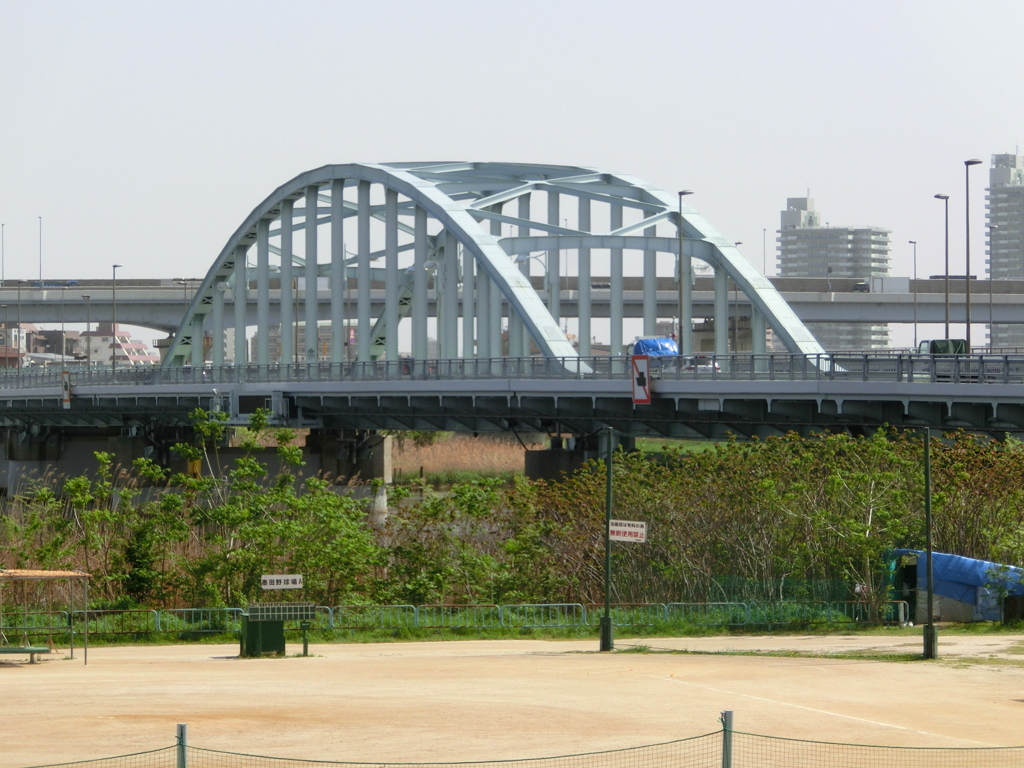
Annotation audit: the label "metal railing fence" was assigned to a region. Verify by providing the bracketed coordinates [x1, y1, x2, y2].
[41, 601, 908, 637]
[4, 353, 1024, 390]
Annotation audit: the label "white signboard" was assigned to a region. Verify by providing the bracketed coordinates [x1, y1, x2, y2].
[261, 574, 304, 590]
[631, 355, 651, 405]
[609, 519, 647, 543]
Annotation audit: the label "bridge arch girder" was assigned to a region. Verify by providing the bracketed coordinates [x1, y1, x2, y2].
[164, 162, 824, 369]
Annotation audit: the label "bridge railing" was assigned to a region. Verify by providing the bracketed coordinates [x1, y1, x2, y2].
[4, 354, 1024, 390]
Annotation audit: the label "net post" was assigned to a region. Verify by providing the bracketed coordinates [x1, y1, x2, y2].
[176, 723, 188, 768]
[720, 711, 733, 768]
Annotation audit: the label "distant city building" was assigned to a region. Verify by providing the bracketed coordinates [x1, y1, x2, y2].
[250, 323, 358, 363]
[777, 197, 890, 350]
[81, 323, 160, 366]
[986, 154, 1024, 348]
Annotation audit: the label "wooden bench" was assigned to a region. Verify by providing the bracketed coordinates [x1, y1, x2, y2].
[0, 646, 51, 663]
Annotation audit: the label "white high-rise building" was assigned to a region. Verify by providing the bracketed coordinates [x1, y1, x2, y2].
[778, 198, 890, 350]
[985, 154, 1024, 348]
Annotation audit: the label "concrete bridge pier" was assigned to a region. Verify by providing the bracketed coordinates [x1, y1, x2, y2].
[2, 429, 164, 495]
[524, 431, 636, 482]
[304, 429, 392, 485]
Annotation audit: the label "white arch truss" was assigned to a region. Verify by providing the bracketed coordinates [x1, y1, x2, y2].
[162, 162, 825, 368]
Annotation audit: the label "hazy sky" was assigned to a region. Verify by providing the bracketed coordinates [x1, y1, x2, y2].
[2, 1, 1022, 299]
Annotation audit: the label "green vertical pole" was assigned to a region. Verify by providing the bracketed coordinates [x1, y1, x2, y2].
[176, 723, 188, 768]
[923, 429, 938, 659]
[720, 711, 733, 768]
[600, 426, 614, 651]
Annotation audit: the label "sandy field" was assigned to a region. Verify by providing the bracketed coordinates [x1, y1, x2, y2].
[3, 633, 1024, 767]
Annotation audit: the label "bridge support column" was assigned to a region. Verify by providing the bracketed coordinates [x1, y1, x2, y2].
[547, 192, 560, 323]
[304, 185, 319, 362]
[462, 242, 475, 359]
[233, 245, 248, 364]
[489, 211, 503, 360]
[477, 257, 491, 358]
[413, 206, 428, 364]
[643, 215, 657, 336]
[385, 188, 400, 362]
[442, 230, 459, 359]
[357, 180, 371, 362]
[715, 266, 729, 355]
[256, 217, 271, 366]
[752, 308, 767, 355]
[212, 282, 225, 366]
[330, 179, 345, 363]
[578, 198, 591, 355]
[508, 195, 531, 358]
[280, 198, 295, 366]
[610, 204, 623, 357]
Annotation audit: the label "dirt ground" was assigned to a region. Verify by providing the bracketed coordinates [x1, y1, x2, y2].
[4, 633, 1024, 767]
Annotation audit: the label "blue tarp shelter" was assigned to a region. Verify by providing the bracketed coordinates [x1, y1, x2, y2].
[892, 549, 1024, 621]
[631, 338, 679, 356]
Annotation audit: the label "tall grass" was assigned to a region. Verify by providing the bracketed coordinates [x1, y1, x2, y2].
[393, 434, 542, 481]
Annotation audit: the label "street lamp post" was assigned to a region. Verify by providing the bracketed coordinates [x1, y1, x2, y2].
[935, 194, 950, 338]
[38, 216, 42, 281]
[964, 159, 983, 350]
[923, 428, 937, 659]
[111, 264, 122, 372]
[677, 190, 694, 354]
[82, 295, 91, 368]
[909, 240, 918, 349]
[988, 224, 998, 349]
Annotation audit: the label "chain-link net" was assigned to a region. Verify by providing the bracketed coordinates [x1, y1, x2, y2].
[20, 732, 1024, 768]
[730, 731, 1024, 767]
[185, 735, 721, 768]
[22, 746, 177, 768]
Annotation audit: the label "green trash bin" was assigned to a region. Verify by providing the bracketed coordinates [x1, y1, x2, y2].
[240, 603, 316, 658]
[240, 614, 286, 657]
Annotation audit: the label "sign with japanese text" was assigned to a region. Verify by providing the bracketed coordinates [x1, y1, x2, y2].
[261, 574, 304, 590]
[609, 519, 647, 543]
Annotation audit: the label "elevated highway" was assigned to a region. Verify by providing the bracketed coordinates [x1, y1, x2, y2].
[4, 276, 1024, 333]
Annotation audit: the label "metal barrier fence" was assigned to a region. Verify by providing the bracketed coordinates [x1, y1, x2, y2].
[48, 601, 908, 637]
[20, 725, 1024, 768]
[6, 353, 1024, 391]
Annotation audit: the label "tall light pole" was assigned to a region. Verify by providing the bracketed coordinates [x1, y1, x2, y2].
[677, 190, 694, 354]
[82, 295, 91, 368]
[111, 264, 122, 372]
[964, 159, 983, 350]
[909, 240, 918, 349]
[38, 216, 42, 281]
[987, 223, 999, 349]
[762, 228, 767, 275]
[935, 194, 950, 338]
[1, 222, 4, 286]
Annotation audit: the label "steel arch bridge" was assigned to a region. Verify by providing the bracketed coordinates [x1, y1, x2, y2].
[163, 162, 825, 369]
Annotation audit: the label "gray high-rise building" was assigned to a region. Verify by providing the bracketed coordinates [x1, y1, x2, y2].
[986, 154, 1024, 348]
[777, 198, 890, 350]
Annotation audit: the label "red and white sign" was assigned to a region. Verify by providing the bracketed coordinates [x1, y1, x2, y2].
[61, 371, 71, 410]
[631, 355, 651, 404]
[609, 519, 647, 543]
